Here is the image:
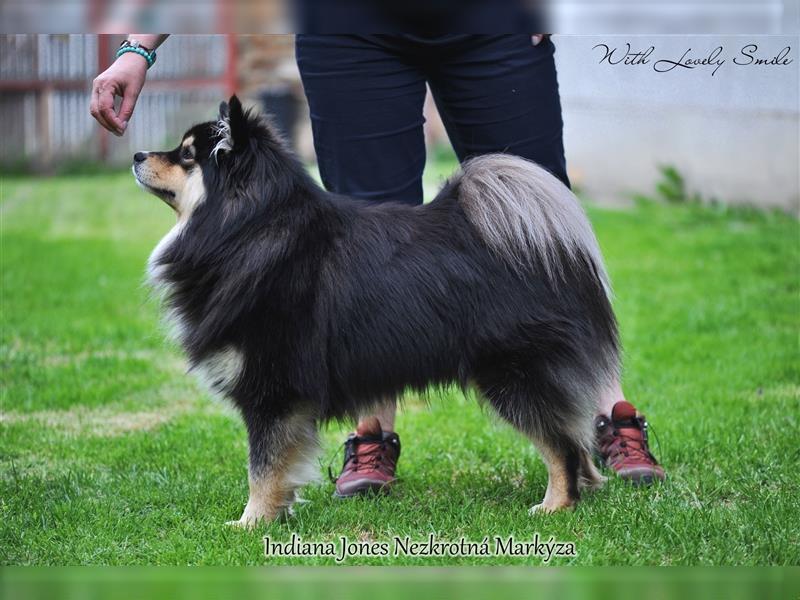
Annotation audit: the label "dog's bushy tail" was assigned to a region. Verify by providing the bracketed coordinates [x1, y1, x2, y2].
[456, 154, 610, 297]
[457, 154, 619, 454]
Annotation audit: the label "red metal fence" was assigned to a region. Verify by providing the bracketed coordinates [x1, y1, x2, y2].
[0, 34, 237, 169]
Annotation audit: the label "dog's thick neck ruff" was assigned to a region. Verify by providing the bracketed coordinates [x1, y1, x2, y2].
[137, 95, 620, 523]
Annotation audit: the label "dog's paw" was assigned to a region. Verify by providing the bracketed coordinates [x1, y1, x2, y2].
[225, 509, 275, 529]
[528, 500, 575, 515]
[226, 502, 297, 529]
[225, 514, 268, 529]
[528, 503, 550, 515]
[579, 473, 607, 491]
[225, 518, 252, 529]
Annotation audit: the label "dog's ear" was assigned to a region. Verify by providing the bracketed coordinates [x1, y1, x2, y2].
[228, 95, 248, 150]
[212, 96, 247, 158]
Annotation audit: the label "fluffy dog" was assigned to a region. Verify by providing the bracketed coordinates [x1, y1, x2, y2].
[133, 96, 617, 526]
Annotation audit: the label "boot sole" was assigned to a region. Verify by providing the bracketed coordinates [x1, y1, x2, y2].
[618, 467, 666, 485]
[333, 478, 395, 498]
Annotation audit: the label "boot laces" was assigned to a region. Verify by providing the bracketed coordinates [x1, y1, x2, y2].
[609, 418, 659, 464]
[327, 436, 395, 482]
[348, 442, 390, 472]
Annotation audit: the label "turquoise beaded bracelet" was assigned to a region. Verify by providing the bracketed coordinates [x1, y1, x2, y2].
[116, 44, 157, 69]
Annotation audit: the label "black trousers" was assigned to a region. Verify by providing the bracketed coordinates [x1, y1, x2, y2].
[296, 34, 569, 206]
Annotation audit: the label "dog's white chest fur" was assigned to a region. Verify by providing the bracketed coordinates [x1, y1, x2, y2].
[148, 225, 244, 398]
[147, 223, 188, 344]
[191, 347, 245, 396]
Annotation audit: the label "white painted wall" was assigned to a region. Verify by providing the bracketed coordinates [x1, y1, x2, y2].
[554, 35, 799, 211]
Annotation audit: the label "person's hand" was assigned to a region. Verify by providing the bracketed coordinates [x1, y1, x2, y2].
[90, 52, 148, 136]
[532, 35, 551, 47]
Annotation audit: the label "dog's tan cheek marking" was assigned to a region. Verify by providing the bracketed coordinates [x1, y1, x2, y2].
[144, 155, 185, 187]
[176, 168, 205, 220]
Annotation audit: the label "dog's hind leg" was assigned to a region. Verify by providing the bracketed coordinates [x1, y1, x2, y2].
[228, 412, 319, 528]
[578, 448, 606, 491]
[476, 368, 594, 514]
[526, 437, 582, 514]
[480, 394, 584, 513]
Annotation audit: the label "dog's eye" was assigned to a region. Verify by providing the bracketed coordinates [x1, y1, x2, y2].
[181, 147, 195, 161]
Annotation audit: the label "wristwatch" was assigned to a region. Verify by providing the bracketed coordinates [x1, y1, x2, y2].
[116, 39, 157, 69]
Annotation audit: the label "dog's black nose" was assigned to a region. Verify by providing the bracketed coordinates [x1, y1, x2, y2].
[133, 152, 148, 163]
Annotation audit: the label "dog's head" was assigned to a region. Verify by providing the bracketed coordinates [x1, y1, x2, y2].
[133, 95, 289, 221]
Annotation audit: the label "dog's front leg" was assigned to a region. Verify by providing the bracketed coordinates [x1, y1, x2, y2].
[228, 412, 319, 528]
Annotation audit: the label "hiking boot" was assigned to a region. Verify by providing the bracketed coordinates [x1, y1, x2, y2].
[333, 416, 401, 497]
[595, 401, 665, 484]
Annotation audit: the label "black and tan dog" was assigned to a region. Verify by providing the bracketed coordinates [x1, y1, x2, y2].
[133, 96, 616, 527]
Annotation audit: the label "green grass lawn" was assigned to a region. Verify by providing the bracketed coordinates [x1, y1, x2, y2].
[1, 168, 798, 566]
